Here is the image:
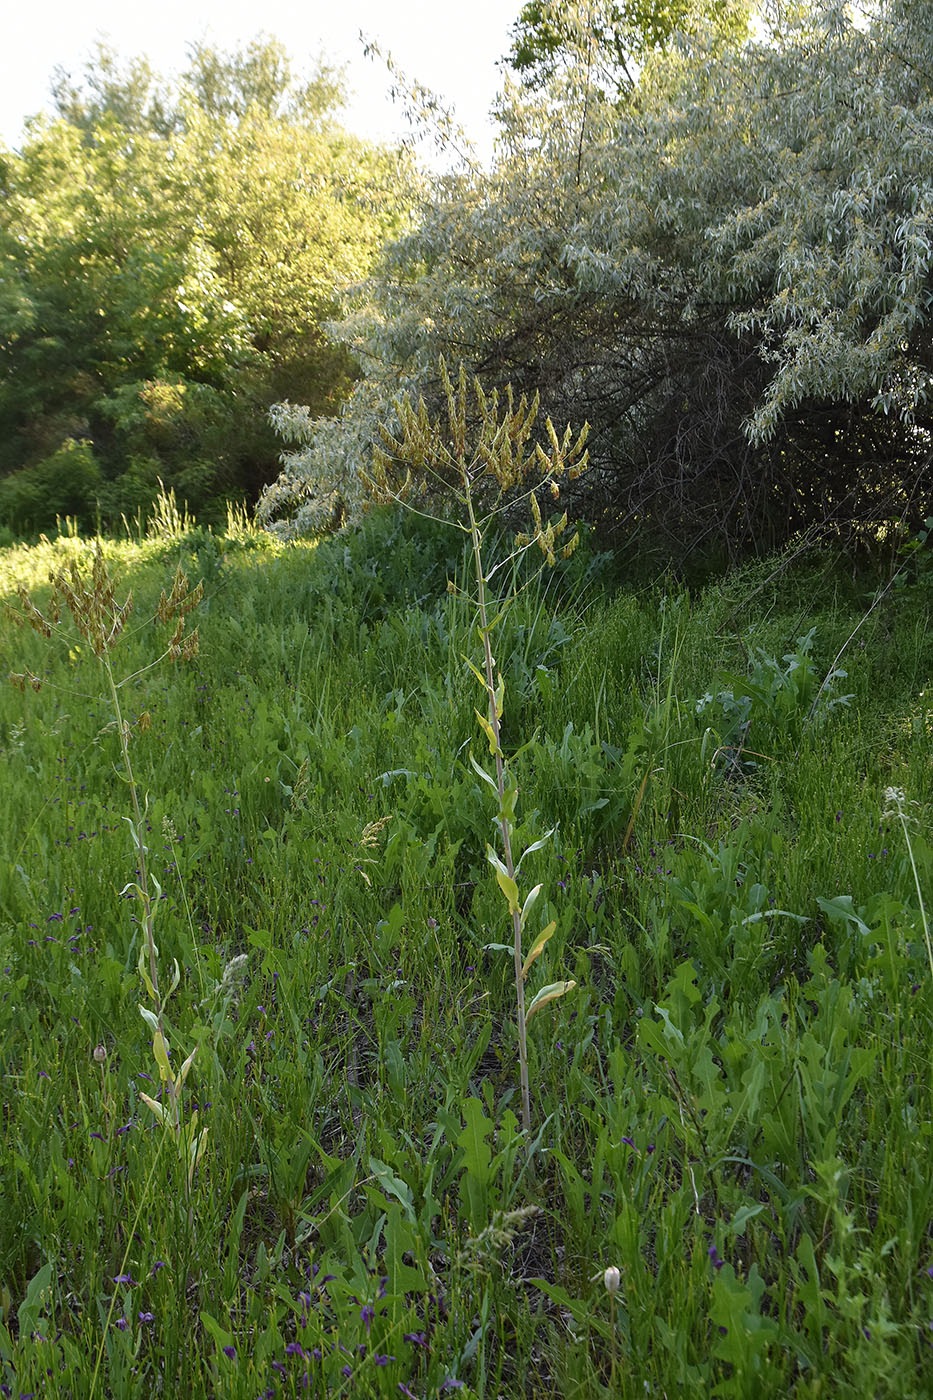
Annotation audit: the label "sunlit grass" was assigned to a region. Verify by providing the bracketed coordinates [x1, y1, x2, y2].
[0, 508, 931, 1397]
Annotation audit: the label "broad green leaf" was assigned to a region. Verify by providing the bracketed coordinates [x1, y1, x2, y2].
[494, 674, 505, 719]
[200, 1309, 235, 1351]
[138, 1004, 160, 1035]
[522, 920, 557, 979]
[495, 867, 520, 913]
[463, 655, 488, 691]
[369, 1157, 415, 1218]
[816, 895, 871, 936]
[137, 939, 158, 1001]
[17, 1262, 53, 1338]
[139, 1091, 166, 1123]
[520, 883, 543, 930]
[178, 1046, 198, 1084]
[188, 1127, 208, 1181]
[474, 707, 499, 756]
[458, 1097, 493, 1185]
[515, 828, 555, 872]
[525, 979, 577, 1022]
[151, 1029, 172, 1082]
[486, 845, 507, 876]
[384, 1203, 428, 1293]
[487, 845, 519, 911]
[469, 752, 498, 790]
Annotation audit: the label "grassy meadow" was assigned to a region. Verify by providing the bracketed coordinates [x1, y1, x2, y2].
[0, 506, 931, 1398]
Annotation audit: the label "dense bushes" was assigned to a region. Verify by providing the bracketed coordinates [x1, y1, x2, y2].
[0, 39, 415, 533]
[263, 2, 933, 564]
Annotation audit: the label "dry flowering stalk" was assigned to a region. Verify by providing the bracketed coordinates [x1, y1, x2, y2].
[364, 359, 588, 1138]
[360, 814, 392, 848]
[8, 538, 207, 1184]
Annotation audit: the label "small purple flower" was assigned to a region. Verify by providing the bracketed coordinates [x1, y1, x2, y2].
[138, 1311, 155, 1324]
[441, 1381, 465, 1391]
[113, 1274, 137, 1287]
[373, 1353, 395, 1366]
[114, 1317, 128, 1332]
[360, 1304, 375, 1332]
[341, 1365, 352, 1378]
[285, 1342, 308, 1360]
[222, 1345, 236, 1360]
[404, 1331, 428, 1349]
[620, 1136, 636, 1149]
[398, 1386, 419, 1399]
[151, 1261, 167, 1273]
[708, 1244, 724, 1271]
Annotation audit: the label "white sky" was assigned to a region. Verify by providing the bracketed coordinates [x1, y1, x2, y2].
[1, 0, 523, 161]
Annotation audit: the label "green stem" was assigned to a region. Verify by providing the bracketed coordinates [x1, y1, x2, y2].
[900, 811, 933, 981]
[102, 655, 179, 1129]
[464, 473, 532, 1137]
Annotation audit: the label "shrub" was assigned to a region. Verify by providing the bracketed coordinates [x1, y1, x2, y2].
[0, 438, 103, 533]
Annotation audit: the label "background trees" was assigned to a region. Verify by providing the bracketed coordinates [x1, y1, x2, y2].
[264, 0, 933, 563]
[4, 7, 931, 559]
[0, 39, 415, 530]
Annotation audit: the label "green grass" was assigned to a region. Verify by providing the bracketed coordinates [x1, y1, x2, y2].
[0, 508, 931, 1397]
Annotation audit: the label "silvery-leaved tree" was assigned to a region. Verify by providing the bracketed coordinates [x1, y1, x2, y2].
[261, 1, 933, 560]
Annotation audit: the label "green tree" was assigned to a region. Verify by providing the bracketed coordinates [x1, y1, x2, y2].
[0, 39, 415, 530]
[506, 0, 750, 93]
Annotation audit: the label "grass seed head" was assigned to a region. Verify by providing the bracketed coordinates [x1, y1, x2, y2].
[360, 815, 392, 848]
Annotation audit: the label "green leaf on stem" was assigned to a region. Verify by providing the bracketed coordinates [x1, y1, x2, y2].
[520, 884, 544, 930]
[525, 979, 577, 1022]
[522, 921, 557, 979]
[151, 1029, 172, 1082]
[515, 828, 556, 873]
[474, 707, 500, 755]
[487, 845, 519, 913]
[469, 752, 498, 790]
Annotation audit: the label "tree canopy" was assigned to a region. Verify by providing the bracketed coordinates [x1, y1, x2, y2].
[506, 0, 750, 93]
[263, 1, 933, 562]
[0, 39, 415, 531]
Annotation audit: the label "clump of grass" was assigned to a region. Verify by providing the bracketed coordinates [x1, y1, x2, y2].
[2, 515, 933, 1396]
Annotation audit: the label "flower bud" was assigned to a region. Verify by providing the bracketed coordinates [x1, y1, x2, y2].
[603, 1266, 621, 1295]
[93, 1045, 107, 1063]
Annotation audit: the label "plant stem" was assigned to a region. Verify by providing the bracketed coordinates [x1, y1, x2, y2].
[898, 809, 933, 981]
[464, 472, 532, 1137]
[102, 653, 178, 1129]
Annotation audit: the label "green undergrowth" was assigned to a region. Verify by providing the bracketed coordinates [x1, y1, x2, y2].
[0, 508, 931, 1397]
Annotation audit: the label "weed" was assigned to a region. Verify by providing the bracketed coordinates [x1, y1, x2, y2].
[367, 360, 587, 1135]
